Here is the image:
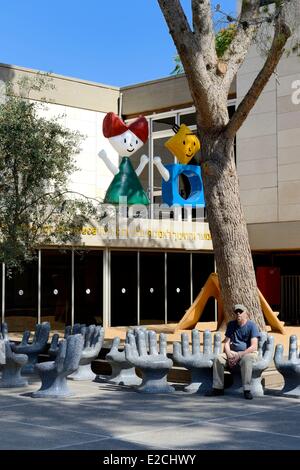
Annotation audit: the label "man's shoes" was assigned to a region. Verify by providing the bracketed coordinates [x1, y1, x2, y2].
[205, 388, 224, 397]
[244, 390, 253, 400]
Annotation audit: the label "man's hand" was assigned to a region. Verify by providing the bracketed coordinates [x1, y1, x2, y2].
[227, 351, 240, 368]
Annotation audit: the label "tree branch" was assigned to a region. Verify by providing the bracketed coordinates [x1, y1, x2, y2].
[225, 15, 291, 139]
[157, 0, 192, 45]
[158, 0, 222, 128]
[192, 0, 217, 65]
[222, 0, 261, 91]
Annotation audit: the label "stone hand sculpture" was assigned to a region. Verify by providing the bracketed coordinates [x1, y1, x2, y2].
[229, 333, 274, 397]
[125, 329, 174, 393]
[103, 331, 142, 386]
[0, 341, 28, 388]
[274, 335, 300, 397]
[0, 322, 9, 341]
[0, 323, 8, 366]
[173, 329, 222, 394]
[12, 322, 50, 374]
[68, 325, 104, 381]
[48, 324, 86, 358]
[33, 334, 84, 398]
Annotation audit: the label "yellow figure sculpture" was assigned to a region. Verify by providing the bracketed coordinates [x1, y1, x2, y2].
[165, 124, 201, 165]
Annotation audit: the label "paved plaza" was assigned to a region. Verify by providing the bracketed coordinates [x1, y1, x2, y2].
[0, 377, 299, 451]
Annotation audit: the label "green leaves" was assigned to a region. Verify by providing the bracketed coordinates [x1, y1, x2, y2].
[0, 76, 95, 270]
[215, 23, 237, 58]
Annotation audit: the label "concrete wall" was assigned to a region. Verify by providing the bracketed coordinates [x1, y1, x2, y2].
[121, 74, 236, 118]
[0, 63, 120, 113]
[0, 63, 120, 201]
[237, 43, 300, 226]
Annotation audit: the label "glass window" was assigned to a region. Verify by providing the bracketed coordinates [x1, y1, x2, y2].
[153, 137, 175, 204]
[5, 259, 38, 332]
[192, 253, 215, 322]
[140, 252, 165, 325]
[41, 250, 72, 331]
[74, 250, 103, 326]
[129, 141, 149, 195]
[152, 116, 175, 132]
[179, 113, 196, 127]
[167, 252, 191, 323]
[110, 251, 138, 327]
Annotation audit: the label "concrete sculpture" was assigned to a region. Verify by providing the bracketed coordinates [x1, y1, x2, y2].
[125, 329, 174, 393]
[102, 330, 142, 386]
[33, 334, 84, 398]
[48, 323, 86, 357]
[0, 323, 8, 365]
[161, 124, 204, 207]
[99, 112, 150, 205]
[12, 322, 50, 374]
[0, 322, 9, 341]
[0, 341, 28, 388]
[274, 335, 300, 397]
[173, 329, 222, 394]
[68, 325, 104, 381]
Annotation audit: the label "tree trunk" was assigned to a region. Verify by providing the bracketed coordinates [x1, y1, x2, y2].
[200, 131, 265, 331]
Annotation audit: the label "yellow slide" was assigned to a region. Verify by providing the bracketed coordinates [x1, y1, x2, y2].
[176, 273, 285, 334]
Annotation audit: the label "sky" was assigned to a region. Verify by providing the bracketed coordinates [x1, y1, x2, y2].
[1, 0, 237, 87]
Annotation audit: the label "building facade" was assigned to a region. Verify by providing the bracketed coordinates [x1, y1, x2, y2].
[0, 43, 299, 333]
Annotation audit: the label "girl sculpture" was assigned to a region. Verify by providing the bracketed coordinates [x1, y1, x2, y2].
[98, 112, 169, 205]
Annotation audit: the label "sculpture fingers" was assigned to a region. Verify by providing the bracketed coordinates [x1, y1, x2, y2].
[64, 325, 71, 338]
[125, 343, 141, 366]
[202, 330, 212, 356]
[1, 322, 8, 341]
[173, 341, 182, 362]
[21, 330, 31, 345]
[56, 339, 67, 373]
[137, 330, 147, 356]
[49, 334, 60, 352]
[191, 329, 201, 355]
[181, 333, 190, 357]
[213, 332, 222, 355]
[149, 331, 158, 355]
[111, 336, 121, 353]
[288, 335, 298, 361]
[159, 333, 167, 356]
[275, 344, 284, 366]
[127, 332, 138, 357]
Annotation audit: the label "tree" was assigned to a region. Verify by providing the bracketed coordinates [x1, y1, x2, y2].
[157, 0, 297, 329]
[0, 76, 95, 271]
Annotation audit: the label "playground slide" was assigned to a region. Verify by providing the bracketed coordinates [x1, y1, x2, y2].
[175, 273, 285, 334]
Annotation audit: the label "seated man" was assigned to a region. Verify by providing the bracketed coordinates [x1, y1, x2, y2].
[206, 304, 260, 400]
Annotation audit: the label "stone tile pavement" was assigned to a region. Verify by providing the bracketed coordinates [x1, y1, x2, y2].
[0, 376, 299, 452]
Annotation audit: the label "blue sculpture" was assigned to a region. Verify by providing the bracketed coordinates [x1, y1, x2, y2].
[162, 164, 205, 207]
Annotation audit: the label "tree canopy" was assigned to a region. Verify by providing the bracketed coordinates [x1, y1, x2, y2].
[0, 76, 95, 271]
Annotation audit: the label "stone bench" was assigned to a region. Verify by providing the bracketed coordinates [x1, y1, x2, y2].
[173, 329, 222, 394]
[100, 330, 142, 386]
[32, 334, 84, 398]
[0, 341, 28, 388]
[12, 322, 50, 374]
[274, 335, 300, 398]
[125, 329, 174, 393]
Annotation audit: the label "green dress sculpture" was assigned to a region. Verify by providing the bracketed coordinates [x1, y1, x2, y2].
[104, 157, 149, 205]
[99, 112, 150, 206]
